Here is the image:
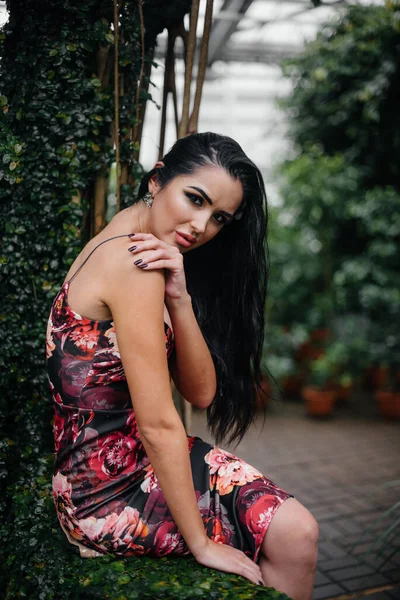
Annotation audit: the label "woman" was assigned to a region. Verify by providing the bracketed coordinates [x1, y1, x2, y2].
[47, 132, 318, 599]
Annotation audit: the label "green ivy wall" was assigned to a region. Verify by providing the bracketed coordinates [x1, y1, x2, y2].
[0, 1, 289, 597]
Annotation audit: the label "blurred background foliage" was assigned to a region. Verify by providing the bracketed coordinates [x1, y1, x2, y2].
[264, 2, 400, 404]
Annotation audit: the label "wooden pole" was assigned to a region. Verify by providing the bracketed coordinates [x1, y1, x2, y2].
[178, 0, 200, 139]
[159, 26, 180, 159]
[133, 0, 146, 145]
[114, 0, 121, 213]
[187, 0, 214, 135]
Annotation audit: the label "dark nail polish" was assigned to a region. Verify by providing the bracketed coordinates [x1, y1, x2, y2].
[129, 233, 135, 238]
[258, 580, 263, 586]
[134, 259, 143, 265]
[128, 245, 137, 251]
[139, 263, 148, 269]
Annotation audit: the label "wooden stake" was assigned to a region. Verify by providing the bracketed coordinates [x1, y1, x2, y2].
[114, 0, 121, 213]
[159, 25, 180, 159]
[133, 0, 145, 144]
[187, 0, 214, 135]
[178, 0, 200, 139]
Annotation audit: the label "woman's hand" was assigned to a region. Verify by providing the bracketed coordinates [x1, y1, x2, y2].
[192, 538, 264, 586]
[128, 233, 188, 303]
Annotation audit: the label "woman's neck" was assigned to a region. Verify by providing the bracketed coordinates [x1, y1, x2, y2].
[102, 202, 152, 238]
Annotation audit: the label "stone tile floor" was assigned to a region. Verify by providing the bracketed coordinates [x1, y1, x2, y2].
[189, 392, 400, 600]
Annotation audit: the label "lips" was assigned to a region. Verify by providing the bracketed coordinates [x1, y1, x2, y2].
[176, 231, 197, 243]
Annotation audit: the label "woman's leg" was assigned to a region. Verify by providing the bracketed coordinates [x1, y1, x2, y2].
[259, 498, 319, 600]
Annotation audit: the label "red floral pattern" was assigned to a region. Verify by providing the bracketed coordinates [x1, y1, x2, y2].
[47, 280, 292, 561]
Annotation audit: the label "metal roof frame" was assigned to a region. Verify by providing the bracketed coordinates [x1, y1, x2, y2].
[153, 0, 353, 65]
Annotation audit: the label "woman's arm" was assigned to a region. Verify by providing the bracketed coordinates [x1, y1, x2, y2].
[124, 232, 216, 409]
[167, 294, 216, 410]
[103, 249, 208, 555]
[100, 245, 263, 584]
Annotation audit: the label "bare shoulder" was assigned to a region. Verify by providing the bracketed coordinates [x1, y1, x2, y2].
[98, 235, 166, 325]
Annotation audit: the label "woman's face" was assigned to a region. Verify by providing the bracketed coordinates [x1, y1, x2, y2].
[148, 164, 244, 253]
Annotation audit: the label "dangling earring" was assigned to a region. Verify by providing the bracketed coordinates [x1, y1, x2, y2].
[142, 191, 153, 208]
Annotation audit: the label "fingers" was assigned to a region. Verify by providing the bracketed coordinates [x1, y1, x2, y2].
[240, 560, 264, 585]
[233, 549, 263, 585]
[128, 240, 180, 258]
[131, 250, 182, 271]
[135, 259, 179, 271]
[195, 541, 264, 587]
[128, 240, 183, 272]
[128, 232, 170, 250]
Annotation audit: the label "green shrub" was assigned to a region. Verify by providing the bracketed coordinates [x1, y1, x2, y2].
[0, 1, 289, 597]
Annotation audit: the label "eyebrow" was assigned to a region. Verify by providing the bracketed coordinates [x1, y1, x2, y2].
[187, 186, 234, 219]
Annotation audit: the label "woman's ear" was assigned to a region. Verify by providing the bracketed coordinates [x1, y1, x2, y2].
[148, 161, 165, 196]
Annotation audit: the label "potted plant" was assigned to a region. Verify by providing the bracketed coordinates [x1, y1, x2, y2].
[261, 323, 306, 404]
[323, 340, 354, 404]
[362, 338, 389, 391]
[302, 354, 337, 417]
[264, 352, 298, 403]
[329, 315, 371, 402]
[333, 372, 353, 402]
[280, 324, 308, 397]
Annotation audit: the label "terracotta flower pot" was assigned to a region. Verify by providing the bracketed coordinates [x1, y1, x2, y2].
[376, 390, 400, 419]
[302, 386, 336, 417]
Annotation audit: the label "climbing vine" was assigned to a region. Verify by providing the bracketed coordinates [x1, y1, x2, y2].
[0, 1, 288, 597]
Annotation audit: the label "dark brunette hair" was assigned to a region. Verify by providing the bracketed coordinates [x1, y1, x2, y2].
[137, 132, 269, 445]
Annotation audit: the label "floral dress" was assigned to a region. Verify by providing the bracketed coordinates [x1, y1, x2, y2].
[46, 235, 293, 562]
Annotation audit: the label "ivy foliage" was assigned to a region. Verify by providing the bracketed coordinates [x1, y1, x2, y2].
[0, 1, 289, 597]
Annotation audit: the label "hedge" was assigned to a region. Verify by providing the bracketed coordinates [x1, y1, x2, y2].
[0, 1, 289, 597]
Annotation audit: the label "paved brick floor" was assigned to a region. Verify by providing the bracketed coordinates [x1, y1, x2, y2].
[190, 393, 400, 600]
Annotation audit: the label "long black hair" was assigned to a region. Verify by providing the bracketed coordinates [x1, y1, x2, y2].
[137, 132, 269, 446]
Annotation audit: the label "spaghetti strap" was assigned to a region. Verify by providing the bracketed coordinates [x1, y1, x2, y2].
[67, 234, 133, 284]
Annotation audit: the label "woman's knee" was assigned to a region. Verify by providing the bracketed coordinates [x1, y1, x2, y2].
[292, 512, 319, 568]
[262, 498, 319, 568]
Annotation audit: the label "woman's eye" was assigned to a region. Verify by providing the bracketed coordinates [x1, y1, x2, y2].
[185, 192, 227, 225]
[186, 193, 203, 206]
[214, 214, 226, 225]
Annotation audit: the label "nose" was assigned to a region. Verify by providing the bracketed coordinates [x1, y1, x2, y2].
[191, 212, 209, 236]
